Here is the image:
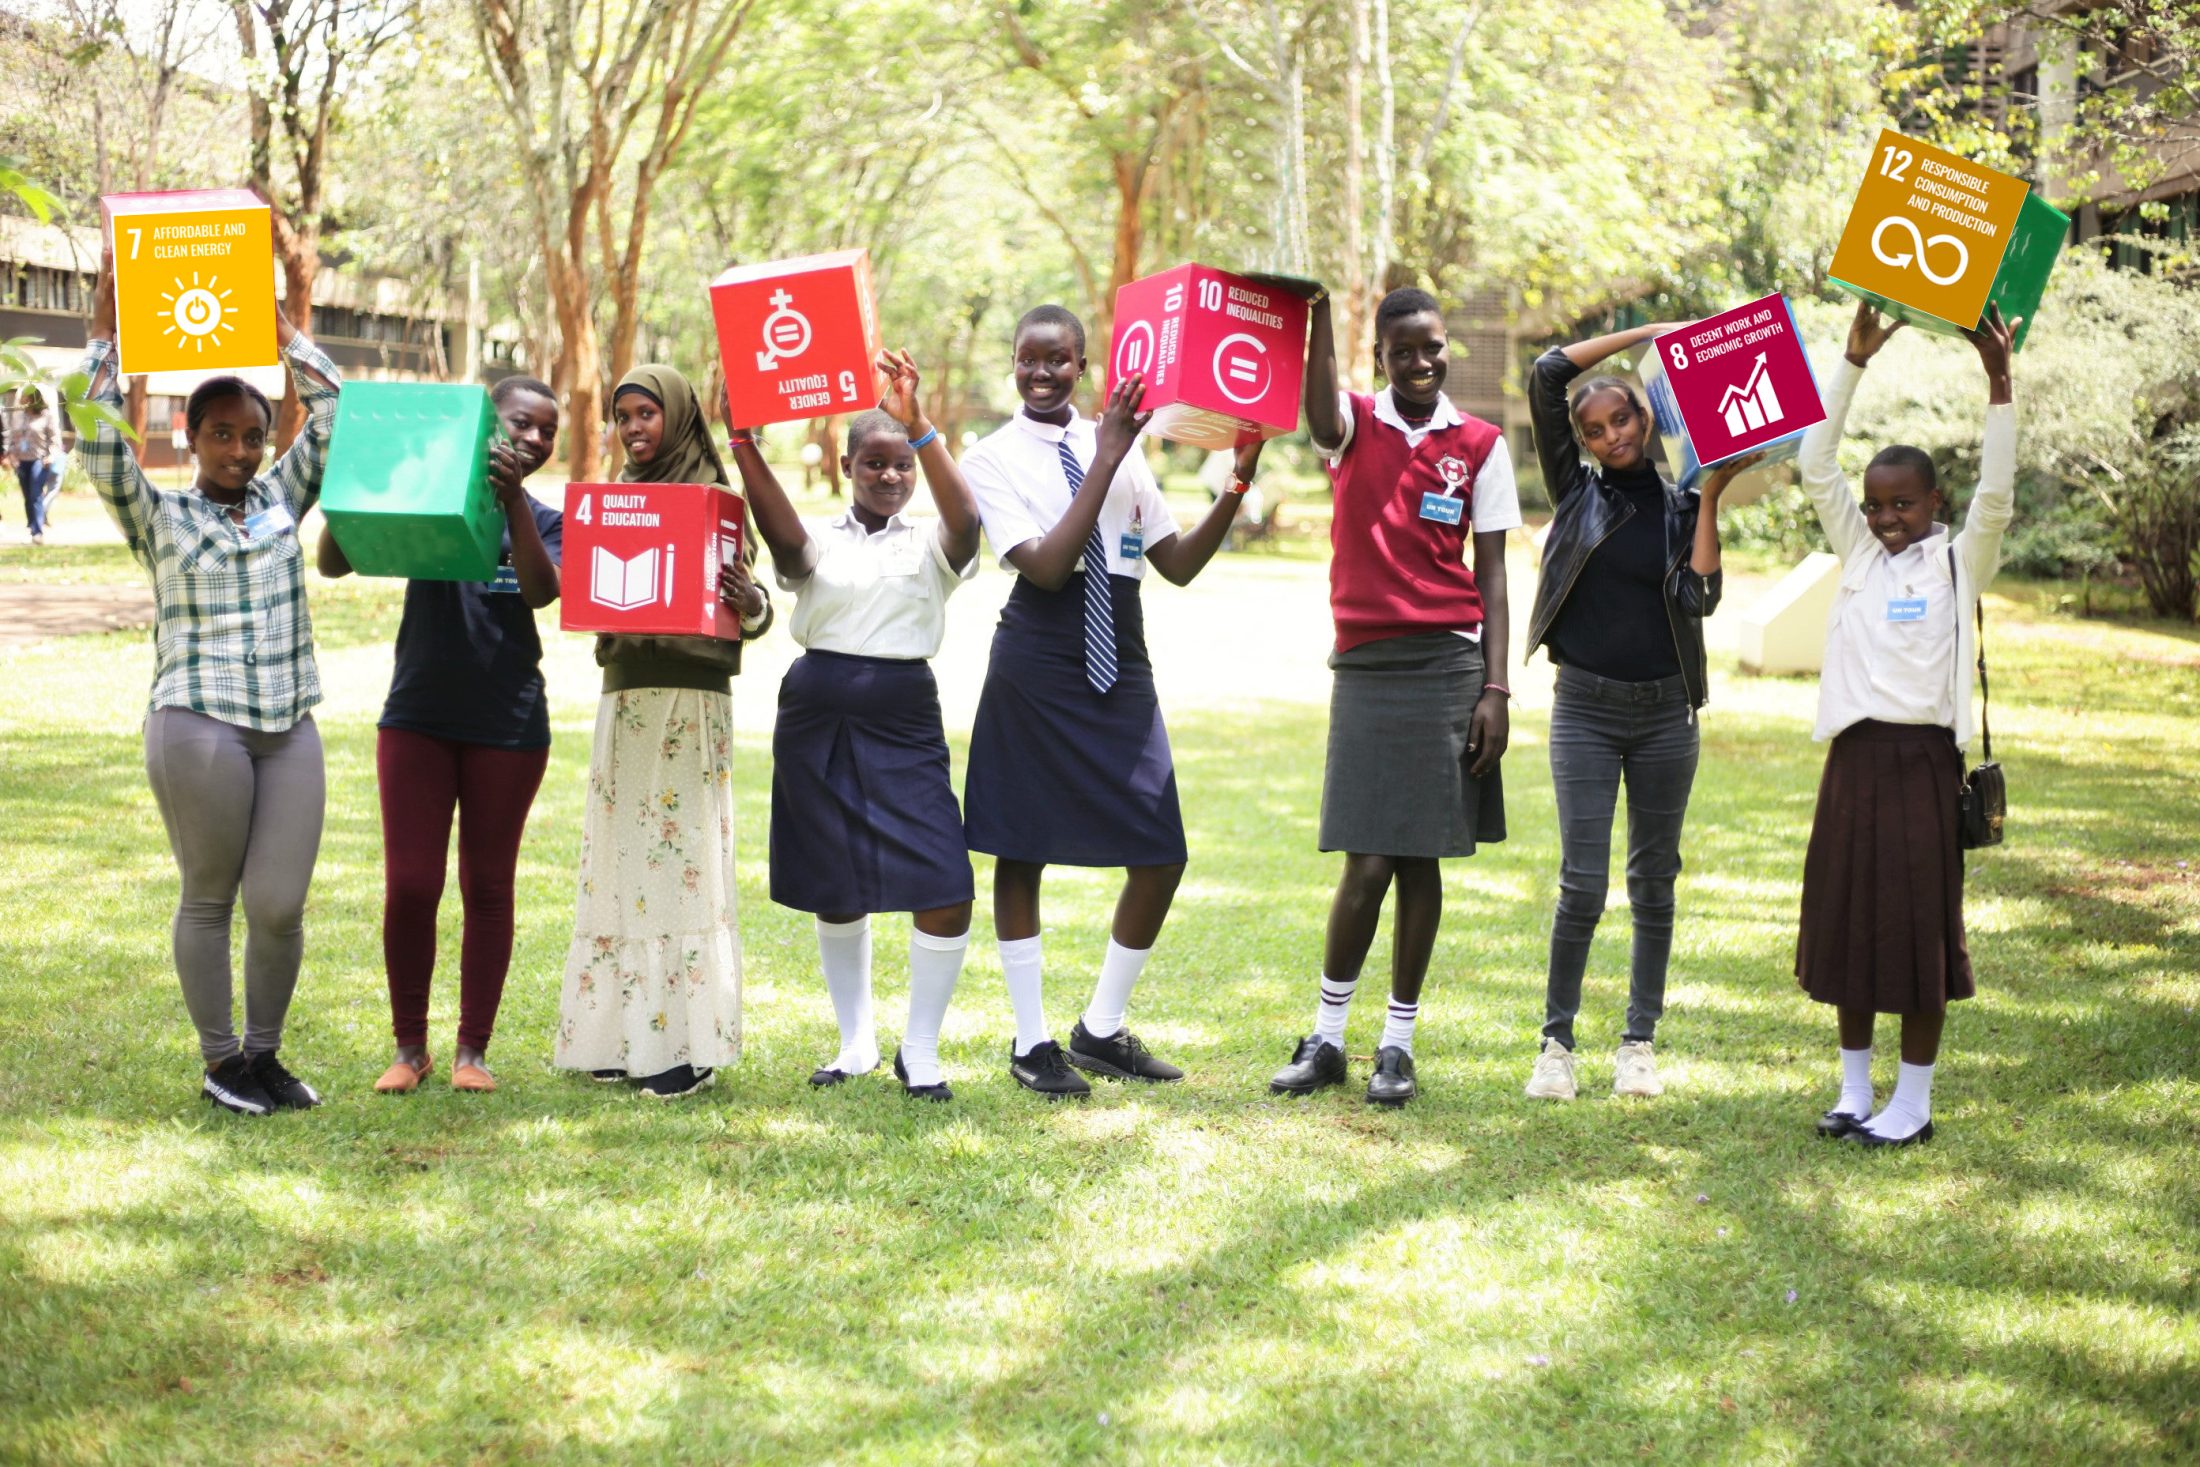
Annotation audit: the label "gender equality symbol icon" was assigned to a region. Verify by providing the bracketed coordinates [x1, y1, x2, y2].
[754, 289, 813, 370]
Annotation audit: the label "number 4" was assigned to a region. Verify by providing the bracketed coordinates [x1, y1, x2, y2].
[573, 494, 591, 525]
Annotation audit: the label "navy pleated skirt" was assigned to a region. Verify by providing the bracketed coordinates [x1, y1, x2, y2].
[964, 574, 1187, 868]
[770, 650, 974, 914]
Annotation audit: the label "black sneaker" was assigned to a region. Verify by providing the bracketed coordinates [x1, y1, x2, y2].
[202, 1055, 274, 1116]
[1269, 1036, 1348, 1095]
[1067, 1020, 1184, 1082]
[247, 1050, 321, 1110]
[1009, 1040, 1091, 1098]
[1365, 1046, 1417, 1107]
[590, 1068, 627, 1084]
[637, 1064, 715, 1099]
[893, 1048, 952, 1103]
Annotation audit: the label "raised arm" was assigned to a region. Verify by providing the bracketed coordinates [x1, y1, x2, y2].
[75, 248, 163, 567]
[876, 348, 980, 572]
[1146, 435, 1260, 586]
[492, 443, 560, 607]
[1302, 290, 1344, 450]
[1800, 301, 1901, 562]
[315, 522, 354, 578]
[1955, 305, 2019, 591]
[1002, 375, 1152, 591]
[263, 303, 342, 520]
[726, 423, 818, 582]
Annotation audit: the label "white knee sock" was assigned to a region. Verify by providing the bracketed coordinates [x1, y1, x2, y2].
[1311, 973, 1356, 1048]
[1838, 1046, 1875, 1119]
[1865, 1060, 1934, 1139]
[1380, 999, 1419, 1056]
[815, 916, 877, 1074]
[1081, 939, 1151, 1040]
[999, 933, 1049, 1058]
[901, 929, 968, 1088]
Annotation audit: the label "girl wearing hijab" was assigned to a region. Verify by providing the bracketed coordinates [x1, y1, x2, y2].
[553, 365, 774, 1100]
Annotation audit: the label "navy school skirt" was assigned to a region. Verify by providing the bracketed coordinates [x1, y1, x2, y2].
[963, 574, 1188, 868]
[769, 650, 974, 915]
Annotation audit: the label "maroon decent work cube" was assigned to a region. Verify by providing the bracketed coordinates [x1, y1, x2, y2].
[559, 481, 746, 640]
[1106, 263, 1309, 450]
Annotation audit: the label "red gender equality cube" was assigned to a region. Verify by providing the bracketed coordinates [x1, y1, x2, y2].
[710, 250, 886, 428]
[1106, 264, 1309, 450]
[559, 481, 748, 640]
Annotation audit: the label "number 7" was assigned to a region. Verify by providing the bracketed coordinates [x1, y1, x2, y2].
[126, 227, 141, 260]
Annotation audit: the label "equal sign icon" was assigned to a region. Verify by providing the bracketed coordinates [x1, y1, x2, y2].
[1226, 354, 1259, 384]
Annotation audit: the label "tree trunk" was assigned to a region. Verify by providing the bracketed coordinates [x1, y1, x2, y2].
[1342, 0, 1369, 391]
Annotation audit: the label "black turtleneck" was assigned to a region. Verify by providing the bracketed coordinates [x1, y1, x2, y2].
[1544, 464, 1683, 681]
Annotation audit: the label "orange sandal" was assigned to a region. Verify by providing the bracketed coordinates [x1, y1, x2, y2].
[451, 1061, 496, 1093]
[374, 1055, 433, 1093]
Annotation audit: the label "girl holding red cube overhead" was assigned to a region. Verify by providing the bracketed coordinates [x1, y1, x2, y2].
[960, 305, 1259, 1097]
[1268, 286, 1520, 1108]
[316, 376, 564, 1098]
[725, 351, 982, 1102]
[554, 364, 774, 1102]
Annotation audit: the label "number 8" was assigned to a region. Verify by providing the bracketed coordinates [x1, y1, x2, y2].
[1668, 342, 1687, 371]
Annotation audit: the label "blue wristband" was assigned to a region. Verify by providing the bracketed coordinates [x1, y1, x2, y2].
[907, 426, 939, 451]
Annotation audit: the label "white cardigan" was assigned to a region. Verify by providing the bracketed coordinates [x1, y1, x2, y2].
[1798, 357, 2016, 750]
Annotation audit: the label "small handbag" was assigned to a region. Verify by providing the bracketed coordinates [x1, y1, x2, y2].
[1950, 548, 2005, 849]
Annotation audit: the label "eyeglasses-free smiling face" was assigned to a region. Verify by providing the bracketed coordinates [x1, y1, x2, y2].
[1013, 322, 1083, 420]
[1572, 385, 1653, 472]
[613, 392, 665, 465]
[498, 390, 560, 475]
[1376, 309, 1448, 411]
[188, 393, 272, 496]
[844, 426, 917, 529]
[1860, 463, 1943, 554]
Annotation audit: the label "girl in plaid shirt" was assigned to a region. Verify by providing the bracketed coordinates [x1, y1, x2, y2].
[75, 247, 342, 1119]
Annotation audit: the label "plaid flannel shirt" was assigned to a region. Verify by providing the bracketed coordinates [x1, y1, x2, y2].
[76, 334, 342, 732]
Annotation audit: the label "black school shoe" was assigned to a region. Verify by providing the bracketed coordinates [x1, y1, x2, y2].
[1009, 1040, 1091, 1098]
[893, 1048, 951, 1103]
[1365, 1046, 1417, 1107]
[1816, 1108, 1870, 1138]
[1845, 1119, 1934, 1149]
[1066, 1020, 1184, 1082]
[202, 1054, 274, 1116]
[1270, 1036, 1348, 1095]
[247, 1050, 321, 1110]
[637, 1064, 715, 1100]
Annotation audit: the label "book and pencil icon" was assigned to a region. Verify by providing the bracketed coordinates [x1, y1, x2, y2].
[591, 546, 674, 611]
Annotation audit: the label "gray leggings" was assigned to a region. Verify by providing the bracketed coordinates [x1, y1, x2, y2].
[144, 708, 325, 1064]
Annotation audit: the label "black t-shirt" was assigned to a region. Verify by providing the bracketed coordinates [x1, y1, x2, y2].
[379, 495, 565, 748]
[1544, 467, 1682, 682]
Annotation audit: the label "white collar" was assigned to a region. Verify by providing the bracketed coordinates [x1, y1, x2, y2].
[1373, 386, 1462, 436]
[1010, 408, 1085, 446]
[1881, 522, 1950, 564]
[830, 505, 912, 536]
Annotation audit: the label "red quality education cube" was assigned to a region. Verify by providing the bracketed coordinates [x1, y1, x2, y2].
[1106, 263, 1309, 450]
[710, 250, 886, 428]
[559, 482, 747, 640]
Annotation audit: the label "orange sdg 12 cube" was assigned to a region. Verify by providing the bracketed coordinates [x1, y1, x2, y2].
[1827, 129, 2031, 333]
[103, 189, 281, 376]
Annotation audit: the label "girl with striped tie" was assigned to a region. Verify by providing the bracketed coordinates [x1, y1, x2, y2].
[959, 305, 1261, 1096]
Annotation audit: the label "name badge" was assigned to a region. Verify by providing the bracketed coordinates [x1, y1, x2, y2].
[1118, 530, 1144, 561]
[238, 503, 296, 544]
[488, 562, 523, 595]
[1418, 492, 1464, 526]
[1886, 597, 1927, 623]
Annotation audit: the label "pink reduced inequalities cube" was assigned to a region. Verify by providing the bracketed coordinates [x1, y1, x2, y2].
[1106, 264, 1309, 450]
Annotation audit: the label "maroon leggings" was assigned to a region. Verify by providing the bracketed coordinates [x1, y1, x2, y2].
[377, 727, 550, 1052]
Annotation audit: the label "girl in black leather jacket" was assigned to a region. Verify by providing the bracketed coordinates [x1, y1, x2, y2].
[1520, 324, 1759, 1103]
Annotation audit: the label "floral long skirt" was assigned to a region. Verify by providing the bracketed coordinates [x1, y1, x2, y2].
[556, 687, 743, 1074]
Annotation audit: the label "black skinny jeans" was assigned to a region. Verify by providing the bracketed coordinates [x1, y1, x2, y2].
[1542, 667, 1699, 1049]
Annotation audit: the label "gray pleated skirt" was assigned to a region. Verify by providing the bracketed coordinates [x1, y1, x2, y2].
[1319, 631, 1506, 858]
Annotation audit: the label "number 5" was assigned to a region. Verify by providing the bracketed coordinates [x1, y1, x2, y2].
[839, 369, 857, 402]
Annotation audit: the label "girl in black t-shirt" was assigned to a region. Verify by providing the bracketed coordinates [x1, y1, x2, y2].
[316, 376, 564, 1095]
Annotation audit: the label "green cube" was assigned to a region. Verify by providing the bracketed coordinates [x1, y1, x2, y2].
[320, 382, 503, 581]
[1832, 191, 2070, 351]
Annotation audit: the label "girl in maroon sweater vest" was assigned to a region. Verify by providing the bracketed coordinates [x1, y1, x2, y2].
[1269, 287, 1522, 1107]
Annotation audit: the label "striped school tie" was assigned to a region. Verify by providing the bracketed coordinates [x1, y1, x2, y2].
[1056, 437, 1118, 693]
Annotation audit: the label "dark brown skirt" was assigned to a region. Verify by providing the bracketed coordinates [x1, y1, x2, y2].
[1795, 720, 1974, 1013]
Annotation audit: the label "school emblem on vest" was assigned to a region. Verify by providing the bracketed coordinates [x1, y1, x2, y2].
[1437, 455, 1469, 489]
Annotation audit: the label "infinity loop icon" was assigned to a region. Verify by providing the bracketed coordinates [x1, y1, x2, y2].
[1870, 216, 1970, 287]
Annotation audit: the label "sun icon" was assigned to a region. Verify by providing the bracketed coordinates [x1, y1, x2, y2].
[160, 272, 234, 353]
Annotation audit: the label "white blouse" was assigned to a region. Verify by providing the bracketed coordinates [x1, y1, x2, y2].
[961, 411, 1179, 579]
[776, 507, 977, 660]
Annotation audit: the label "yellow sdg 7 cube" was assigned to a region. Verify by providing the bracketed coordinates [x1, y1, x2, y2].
[103, 189, 281, 376]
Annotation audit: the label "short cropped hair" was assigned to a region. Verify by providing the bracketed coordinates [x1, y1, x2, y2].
[185, 375, 273, 434]
[491, 374, 556, 409]
[1867, 443, 1939, 494]
[1374, 287, 1443, 344]
[1015, 304, 1086, 358]
[844, 408, 907, 455]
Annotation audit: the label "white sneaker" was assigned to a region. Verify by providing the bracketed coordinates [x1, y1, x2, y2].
[1524, 1041, 1578, 1101]
[1613, 1040, 1664, 1098]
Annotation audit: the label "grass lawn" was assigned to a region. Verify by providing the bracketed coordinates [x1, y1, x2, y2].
[0, 515, 2195, 1464]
